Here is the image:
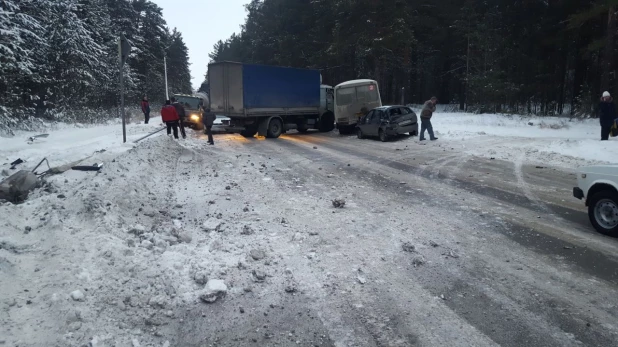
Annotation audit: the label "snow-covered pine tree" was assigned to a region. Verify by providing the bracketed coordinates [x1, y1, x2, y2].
[166, 28, 192, 95]
[105, 0, 140, 103]
[76, 0, 117, 108]
[0, 0, 191, 127]
[132, 0, 169, 103]
[0, 0, 45, 107]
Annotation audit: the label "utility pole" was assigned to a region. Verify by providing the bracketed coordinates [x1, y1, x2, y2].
[164, 56, 169, 100]
[465, 24, 470, 112]
[118, 34, 131, 143]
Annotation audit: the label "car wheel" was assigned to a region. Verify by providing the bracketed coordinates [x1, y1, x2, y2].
[357, 128, 364, 139]
[588, 191, 618, 236]
[379, 129, 388, 142]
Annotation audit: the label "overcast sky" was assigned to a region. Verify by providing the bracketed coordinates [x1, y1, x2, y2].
[153, 0, 248, 90]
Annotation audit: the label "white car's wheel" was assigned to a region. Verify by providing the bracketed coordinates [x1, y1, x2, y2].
[588, 191, 618, 236]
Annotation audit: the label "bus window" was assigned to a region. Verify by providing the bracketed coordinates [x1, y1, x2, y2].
[356, 85, 379, 103]
[336, 87, 355, 106]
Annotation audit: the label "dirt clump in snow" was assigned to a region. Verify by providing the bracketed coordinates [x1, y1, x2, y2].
[199, 279, 228, 303]
[402, 242, 416, 252]
[332, 198, 346, 208]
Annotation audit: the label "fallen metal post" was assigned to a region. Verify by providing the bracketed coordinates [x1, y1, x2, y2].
[31, 157, 50, 174]
[134, 127, 166, 143]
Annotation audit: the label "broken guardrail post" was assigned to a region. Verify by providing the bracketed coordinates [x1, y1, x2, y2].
[133, 127, 166, 144]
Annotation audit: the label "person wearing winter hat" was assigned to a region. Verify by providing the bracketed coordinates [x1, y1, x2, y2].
[599, 91, 616, 140]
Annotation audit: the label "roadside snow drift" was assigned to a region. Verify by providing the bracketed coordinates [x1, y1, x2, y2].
[427, 113, 617, 167]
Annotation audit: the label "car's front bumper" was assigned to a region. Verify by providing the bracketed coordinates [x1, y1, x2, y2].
[573, 187, 584, 200]
[182, 116, 202, 127]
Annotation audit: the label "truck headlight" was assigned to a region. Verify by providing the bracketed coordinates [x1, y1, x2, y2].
[190, 114, 200, 121]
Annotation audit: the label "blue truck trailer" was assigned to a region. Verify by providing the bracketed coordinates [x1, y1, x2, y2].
[208, 62, 335, 138]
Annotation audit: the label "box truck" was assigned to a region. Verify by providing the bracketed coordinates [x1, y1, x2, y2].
[208, 62, 335, 138]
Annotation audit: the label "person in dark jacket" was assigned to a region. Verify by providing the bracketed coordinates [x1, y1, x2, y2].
[161, 100, 180, 139]
[141, 96, 150, 124]
[420, 97, 438, 141]
[599, 91, 616, 141]
[170, 97, 187, 139]
[203, 109, 216, 145]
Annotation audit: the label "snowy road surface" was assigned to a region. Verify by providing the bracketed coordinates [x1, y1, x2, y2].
[1, 116, 618, 346]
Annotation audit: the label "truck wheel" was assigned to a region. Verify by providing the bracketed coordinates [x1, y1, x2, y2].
[588, 191, 618, 236]
[240, 128, 257, 138]
[266, 118, 283, 138]
[319, 113, 335, 132]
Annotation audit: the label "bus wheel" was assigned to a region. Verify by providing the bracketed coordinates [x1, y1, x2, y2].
[338, 125, 353, 135]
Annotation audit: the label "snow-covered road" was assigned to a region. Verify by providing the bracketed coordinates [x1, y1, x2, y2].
[1, 115, 618, 346]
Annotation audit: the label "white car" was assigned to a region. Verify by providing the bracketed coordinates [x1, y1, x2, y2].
[574, 165, 618, 235]
[212, 116, 231, 132]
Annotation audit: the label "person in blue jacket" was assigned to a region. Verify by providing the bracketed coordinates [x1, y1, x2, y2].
[599, 91, 617, 141]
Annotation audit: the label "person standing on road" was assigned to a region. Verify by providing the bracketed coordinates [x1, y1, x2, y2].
[599, 91, 616, 141]
[161, 100, 180, 139]
[170, 97, 187, 139]
[141, 96, 150, 124]
[203, 109, 216, 145]
[420, 96, 438, 141]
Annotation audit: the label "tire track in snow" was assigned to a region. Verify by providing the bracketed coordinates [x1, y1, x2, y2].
[514, 152, 552, 214]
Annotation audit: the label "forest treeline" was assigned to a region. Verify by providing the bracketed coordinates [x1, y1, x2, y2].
[209, 0, 618, 116]
[0, 0, 191, 122]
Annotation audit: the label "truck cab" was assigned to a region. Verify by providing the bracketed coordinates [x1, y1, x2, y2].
[172, 94, 204, 130]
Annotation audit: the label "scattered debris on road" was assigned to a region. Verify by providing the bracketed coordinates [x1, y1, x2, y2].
[402, 242, 416, 252]
[71, 163, 103, 172]
[443, 249, 460, 259]
[412, 255, 426, 267]
[199, 279, 228, 303]
[0, 170, 39, 203]
[332, 198, 346, 208]
[9, 158, 24, 170]
[250, 248, 266, 261]
[241, 225, 255, 235]
[27, 133, 49, 143]
[70, 290, 85, 301]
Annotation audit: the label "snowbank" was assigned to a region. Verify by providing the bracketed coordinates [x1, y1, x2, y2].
[0, 117, 164, 170]
[428, 113, 616, 167]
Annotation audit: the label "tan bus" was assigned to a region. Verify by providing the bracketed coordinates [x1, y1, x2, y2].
[334, 79, 382, 135]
